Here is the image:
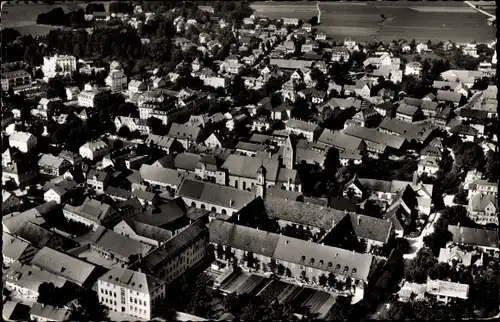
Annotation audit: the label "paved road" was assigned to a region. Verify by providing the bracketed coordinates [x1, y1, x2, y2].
[251, 1, 496, 43]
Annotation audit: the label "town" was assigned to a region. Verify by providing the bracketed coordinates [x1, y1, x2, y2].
[1, 1, 498, 321]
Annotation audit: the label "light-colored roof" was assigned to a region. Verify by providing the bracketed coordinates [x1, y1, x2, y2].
[468, 193, 497, 212]
[426, 279, 469, 299]
[269, 59, 313, 70]
[437, 90, 462, 103]
[80, 139, 109, 152]
[318, 129, 364, 152]
[5, 263, 67, 292]
[145, 134, 177, 148]
[168, 123, 201, 140]
[418, 156, 440, 168]
[344, 125, 406, 150]
[99, 267, 165, 294]
[286, 119, 320, 133]
[2, 202, 57, 234]
[448, 225, 499, 248]
[140, 164, 186, 186]
[116, 219, 173, 242]
[90, 227, 152, 259]
[2, 232, 37, 262]
[31, 247, 97, 286]
[9, 131, 35, 143]
[438, 246, 472, 266]
[177, 179, 256, 210]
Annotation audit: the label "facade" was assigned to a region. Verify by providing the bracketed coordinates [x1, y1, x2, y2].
[468, 193, 498, 225]
[38, 154, 71, 176]
[9, 132, 37, 153]
[105, 70, 128, 92]
[78, 89, 110, 108]
[98, 267, 166, 320]
[285, 119, 321, 142]
[79, 140, 110, 161]
[62, 198, 119, 230]
[1, 70, 32, 91]
[42, 55, 77, 79]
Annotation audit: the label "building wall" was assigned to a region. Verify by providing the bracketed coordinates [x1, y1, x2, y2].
[181, 196, 237, 216]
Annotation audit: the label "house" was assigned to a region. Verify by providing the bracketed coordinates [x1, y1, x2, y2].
[5, 263, 69, 299]
[146, 134, 182, 153]
[1, 69, 32, 92]
[449, 124, 478, 142]
[139, 164, 186, 193]
[2, 162, 38, 187]
[440, 70, 484, 88]
[31, 247, 98, 287]
[2, 232, 38, 267]
[44, 179, 77, 204]
[128, 80, 147, 93]
[105, 186, 132, 202]
[374, 102, 396, 117]
[114, 219, 172, 247]
[204, 133, 223, 149]
[395, 104, 423, 122]
[331, 46, 350, 62]
[438, 245, 473, 267]
[167, 123, 202, 149]
[318, 129, 366, 153]
[344, 80, 372, 98]
[2, 191, 22, 214]
[209, 219, 374, 287]
[437, 90, 462, 106]
[9, 131, 37, 153]
[405, 62, 422, 76]
[89, 226, 152, 265]
[426, 279, 469, 304]
[97, 267, 166, 320]
[59, 150, 83, 166]
[417, 156, 440, 177]
[462, 43, 478, 57]
[77, 89, 110, 108]
[79, 140, 110, 161]
[38, 154, 72, 176]
[105, 69, 127, 92]
[467, 179, 498, 199]
[86, 169, 110, 192]
[42, 54, 77, 79]
[65, 86, 80, 100]
[378, 118, 435, 144]
[448, 225, 499, 250]
[62, 198, 119, 230]
[132, 220, 208, 285]
[285, 119, 321, 142]
[29, 303, 70, 322]
[343, 125, 407, 152]
[350, 107, 381, 128]
[416, 43, 429, 54]
[282, 17, 299, 26]
[468, 193, 498, 225]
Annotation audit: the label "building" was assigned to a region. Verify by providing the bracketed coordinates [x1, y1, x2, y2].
[133, 220, 208, 284]
[38, 154, 71, 176]
[139, 164, 186, 193]
[395, 104, 423, 122]
[42, 55, 77, 79]
[438, 246, 473, 267]
[5, 263, 68, 299]
[29, 303, 70, 321]
[285, 119, 321, 142]
[78, 89, 110, 108]
[331, 47, 350, 62]
[468, 193, 498, 225]
[462, 43, 478, 58]
[129, 80, 148, 93]
[426, 279, 469, 304]
[113, 219, 172, 248]
[86, 169, 110, 192]
[318, 129, 366, 153]
[44, 179, 77, 204]
[97, 267, 166, 320]
[9, 131, 37, 153]
[417, 156, 440, 177]
[105, 69, 128, 92]
[1, 70, 32, 92]
[2, 232, 39, 267]
[167, 123, 202, 149]
[79, 140, 110, 161]
[2, 162, 38, 187]
[405, 62, 422, 76]
[176, 179, 256, 216]
[282, 17, 299, 26]
[210, 220, 374, 287]
[62, 198, 119, 230]
[448, 225, 499, 251]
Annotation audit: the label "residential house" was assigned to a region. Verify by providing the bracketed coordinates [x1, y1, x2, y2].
[449, 124, 478, 142]
[416, 43, 429, 54]
[139, 164, 186, 193]
[167, 123, 202, 149]
[448, 225, 499, 251]
[426, 279, 469, 304]
[5, 263, 68, 299]
[1, 70, 32, 92]
[105, 69, 127, 92]
[30, 303, 70, 321]
[405, 62, 422, 76]
[285, 119, 321, 142]
[42, 54, 77, 79]
[38, 154, 71, 176]
[395, 104, 423, 122]
[417, 156, 440, 177]
[437, 90, 462, 107]
[145, 135, 182, 153]
[440, 70, 484, 88]
[65, 86, 80, 100]
[2, 162, 38, 187]
[128, 80, 147, 93]
[318, 129, 367, 153]
[344, 80, 372, 98]
[204, 133, 223, 149]
[349, 107, 381, 128]
[438, 245, 474, 267]
[283, 18, 299, 26]
[9, 131, 37, 153]
[114, 219, 172, 247]
[62, 198, 119, 230]
[79, 140, 110, 161]
[97, 267, 166, 320]
[468, 193, 498, 225]
[462, 43, 478, 57]
[331, 47, 350, 62]
[44, 179, 77, 204]
[3, 232, 39, 267]
[77, 89, 110, 108]
[86, 169, 110, 192]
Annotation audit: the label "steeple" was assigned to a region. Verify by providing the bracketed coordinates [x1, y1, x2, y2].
[256, 161, 267, 199]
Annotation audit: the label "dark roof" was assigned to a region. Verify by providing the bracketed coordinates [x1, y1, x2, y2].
[131, 201, 185, 227]
[448, 225, 499, 248]
[138, 220, 207, 272]
[348, 214, 393, 243]
[105, 186, 132, 199]
[328, 197, 357, 212]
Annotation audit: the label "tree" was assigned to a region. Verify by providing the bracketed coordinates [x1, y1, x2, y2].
[326, 295, 351, 320]
[323, 147, 340, 176]
[453, 142, 485, 172]
[405, 247, 438, 283]
[69, 290, 110, 321]
[484, 150, 498, 181]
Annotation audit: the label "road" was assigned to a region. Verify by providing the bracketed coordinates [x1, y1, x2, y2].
[404, 212, 441, 260]
[251, 1, 496, 43]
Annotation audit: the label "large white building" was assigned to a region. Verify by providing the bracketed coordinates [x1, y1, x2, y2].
[42, 55, 77, 80]
[1, 70, 32, 92]
[98, 267, 166, 320]
[77, 89, 110, 108]
[105, 70, 128, 92]
[9, 132, 37, 153]
[79, 140, 110, 161]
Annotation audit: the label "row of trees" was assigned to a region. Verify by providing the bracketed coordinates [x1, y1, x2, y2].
[36, 7, 87, 28]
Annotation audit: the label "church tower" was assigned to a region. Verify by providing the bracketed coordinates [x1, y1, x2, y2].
[283, 134, 296, 170]
[256, 162, 267, 199]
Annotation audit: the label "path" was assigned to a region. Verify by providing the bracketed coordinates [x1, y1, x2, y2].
[316, 1, 321, 24]
[464, 1, 496, 18]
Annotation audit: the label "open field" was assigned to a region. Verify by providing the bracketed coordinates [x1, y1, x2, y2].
[251, 1, 496, 43]
[2, 1, 108, 35]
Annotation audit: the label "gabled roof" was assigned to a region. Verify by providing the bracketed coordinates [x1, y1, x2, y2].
[437, 90, 462, 103]
[174, 152, 203, 171]
[140, 164, 186, 186]
[31, 247, 97, 286]
[318, 129, 364, 152]
[396, 103, 420, 116]
[177, 179, 256, 210]
[448, 225, 499, 248]
[89, 226, 152, 259]
[468, 193, 497, 212]
[222, 154, 279, 182]
[348, 213, 393, 243]
[167, 123, 201, 140]
[344, 125, 406, 150]
[99, 267, 165, 294]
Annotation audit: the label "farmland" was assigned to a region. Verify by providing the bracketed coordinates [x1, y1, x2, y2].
[251, 1, 496, 43]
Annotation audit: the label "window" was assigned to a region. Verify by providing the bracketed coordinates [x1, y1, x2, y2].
[211, 206, 216, 212]
[222, 209, 227, 215]
[105, 290, 108, 295]
[319, 260, 324, 267]
[134, 298, 137, 304]
[300, 256, 306, 264]
[335, 264, 340, 271]
[191, 201, 196, 207]
[344, 266, 349, 273]
[352, 268, 357, 274]
[328, 262, 332, 268]
[130, 297, 133, 302]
